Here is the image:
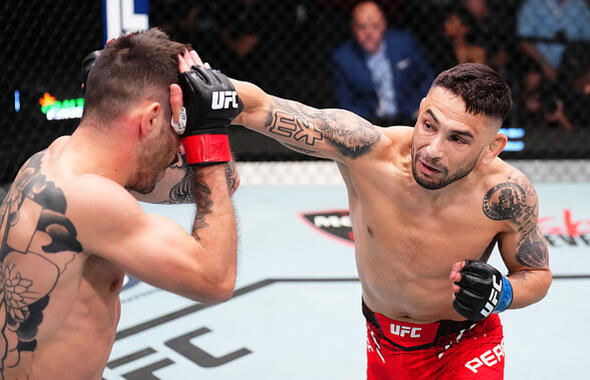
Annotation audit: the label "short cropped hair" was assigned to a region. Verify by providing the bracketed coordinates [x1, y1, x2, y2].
[432, 63, 513, 122]
[83, 28, 189, 125]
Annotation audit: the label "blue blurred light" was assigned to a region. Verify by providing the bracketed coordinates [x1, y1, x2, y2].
[14, 90, 20, 112]
[504, 141, 525, 151]
[499, 127, 525, 139]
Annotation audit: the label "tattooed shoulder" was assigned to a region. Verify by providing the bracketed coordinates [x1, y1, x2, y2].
[482, 172, 548, 268]
[482, 171, 537, 229]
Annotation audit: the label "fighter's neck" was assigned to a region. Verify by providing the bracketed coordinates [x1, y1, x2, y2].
[53, 125, 136, 186]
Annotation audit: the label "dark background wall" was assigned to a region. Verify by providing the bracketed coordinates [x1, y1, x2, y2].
[2, 0, 589, 184]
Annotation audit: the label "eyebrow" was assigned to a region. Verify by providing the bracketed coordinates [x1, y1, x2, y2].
[425, 109, 474, 139]
[426, 109, 439, 125]
[450, 129, 475, 139]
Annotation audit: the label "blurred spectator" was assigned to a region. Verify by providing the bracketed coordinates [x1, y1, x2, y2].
[219, 0, 262, 60]
[463, 0, 514, 73]
[150, 1, 220, 63]
[516, 0, 590, 131]
[567, 65, 590, 127]
[439, 6, 486, 68]
[517, 69, 573, 130]
[331, 1, 434, 126]
[213, 0, 278, 90]
[517, 0, 590, 81]
[561, 42, 590, 127]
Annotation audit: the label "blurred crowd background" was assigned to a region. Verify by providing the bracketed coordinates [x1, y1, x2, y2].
[2, 0, 590, 189]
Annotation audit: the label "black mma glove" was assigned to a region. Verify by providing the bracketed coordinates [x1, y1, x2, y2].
[452, 260, 513, 321]
[176, 65, 243, 166]
[80, 50, 102, 92]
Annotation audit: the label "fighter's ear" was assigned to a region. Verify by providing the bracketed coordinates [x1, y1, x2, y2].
[139, 102, 161, 137]
[481, 133, 507, 165]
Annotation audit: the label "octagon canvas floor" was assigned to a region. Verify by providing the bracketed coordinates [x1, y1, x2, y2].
[103, 180, 590, 380]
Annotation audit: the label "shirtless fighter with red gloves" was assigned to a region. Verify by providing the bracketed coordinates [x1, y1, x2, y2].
[178, 50, 551, 379]
[0, 30, 241, 379]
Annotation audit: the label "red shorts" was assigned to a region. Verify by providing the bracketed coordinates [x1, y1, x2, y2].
[363, 302, 505, 380]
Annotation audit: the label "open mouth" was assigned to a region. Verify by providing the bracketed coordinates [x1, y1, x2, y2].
[419, 161, 442, 175]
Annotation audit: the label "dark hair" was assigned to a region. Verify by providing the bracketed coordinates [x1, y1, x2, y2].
[83, 28, 189, 125]
[433, 63, 513, 121]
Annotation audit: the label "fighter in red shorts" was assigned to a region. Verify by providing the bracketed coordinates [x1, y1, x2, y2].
[179, 32, 551, 378]
[364, 301, 505, 379]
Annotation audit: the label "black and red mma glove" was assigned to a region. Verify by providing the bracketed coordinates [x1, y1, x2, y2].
[175, 66, 243, 166]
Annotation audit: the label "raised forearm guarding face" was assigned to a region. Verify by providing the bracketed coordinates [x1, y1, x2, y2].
[131, 152, 239, 204]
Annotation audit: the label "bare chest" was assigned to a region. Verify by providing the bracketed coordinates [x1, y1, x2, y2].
[351, 183, 500, 276]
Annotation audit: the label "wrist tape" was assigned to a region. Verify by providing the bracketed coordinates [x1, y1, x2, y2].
[182, 134, 231, 165]
[493, 276, 513, 313]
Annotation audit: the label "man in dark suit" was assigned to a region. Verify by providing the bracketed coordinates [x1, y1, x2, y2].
[332, 1, 435, 126]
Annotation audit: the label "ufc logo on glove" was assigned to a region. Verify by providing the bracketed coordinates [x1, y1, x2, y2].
[211, 91, 239, 110]
[452, 260, 513, 321]
[481, 275, 502, 318]
[178, 66, 243, 165]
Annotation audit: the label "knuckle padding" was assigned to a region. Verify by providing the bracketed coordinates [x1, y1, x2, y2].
[191, 66, 211, 84]
[452, 259, 505, 320]
[178, 66, 241, 137]
[457, 287, 482, 303]
[457, 272, 487, 291]
[453, 297, 473, 314]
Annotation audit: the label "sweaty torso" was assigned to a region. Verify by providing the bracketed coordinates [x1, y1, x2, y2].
[341, 128, 511, 323]
[0, 137, 123, 380]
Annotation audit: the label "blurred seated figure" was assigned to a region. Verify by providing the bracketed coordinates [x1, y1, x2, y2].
[517, 69, 573, 130]
[567, 66, 590, 128]
[215, 0, 278, 90]
[441, 6, 487, 67]
[150, 1, 221, 63]
[463, 0, 513, 72]
[331, 1, 434, 126]
[517, 0, 590, 82]
[560, 42, 590, 128]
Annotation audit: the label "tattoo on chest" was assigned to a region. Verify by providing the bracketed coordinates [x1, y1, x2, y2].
[482, 180, 548, 268]
[0, 152, 82, 376]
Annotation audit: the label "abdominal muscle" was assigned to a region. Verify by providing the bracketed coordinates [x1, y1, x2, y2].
[358, 257, 462, 323]
[353, 217, 491, 323]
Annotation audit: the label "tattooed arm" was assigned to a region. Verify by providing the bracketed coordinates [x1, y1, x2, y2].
[72, 164, 237, 302]
[483, 172, 552, 309]
[231, 79, 384, 163]
[131, 152, 239, 204]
